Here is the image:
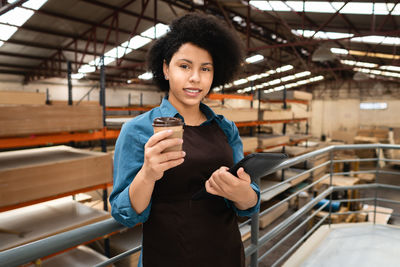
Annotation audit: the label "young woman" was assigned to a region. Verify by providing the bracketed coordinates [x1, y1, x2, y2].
[110, 13, 260, 267]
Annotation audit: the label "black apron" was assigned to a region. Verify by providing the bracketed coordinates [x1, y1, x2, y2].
[142, 120, 245, 267]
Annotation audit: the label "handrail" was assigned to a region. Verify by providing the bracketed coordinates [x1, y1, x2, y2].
[1, 143, 399, 266]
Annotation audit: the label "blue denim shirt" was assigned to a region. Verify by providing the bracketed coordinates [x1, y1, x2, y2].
[109, 97, 261, 266]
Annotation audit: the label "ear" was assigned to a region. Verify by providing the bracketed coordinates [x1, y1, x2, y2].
[163, 60, 169, 80]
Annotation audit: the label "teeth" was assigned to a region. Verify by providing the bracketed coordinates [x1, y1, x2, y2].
[185, 89, 200, 93]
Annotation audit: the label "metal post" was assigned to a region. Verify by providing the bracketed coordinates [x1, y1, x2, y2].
[328, 151, 334, 227]
[99, 55, 110, 258]
[373, 147, 380, 224]
[250, 177, 260, 267]
[67, 61, 72, 105]
[45, 88, 50, 104]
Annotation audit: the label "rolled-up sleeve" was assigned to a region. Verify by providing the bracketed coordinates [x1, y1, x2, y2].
[109, 123, 152, 227]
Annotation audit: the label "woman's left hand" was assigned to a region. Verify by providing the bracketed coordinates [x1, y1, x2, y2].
[205, 167, 258, 210]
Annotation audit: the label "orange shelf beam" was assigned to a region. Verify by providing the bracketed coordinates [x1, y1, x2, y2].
[207, 93, 253, 101]
[106, 106, 155, 112]
[261, 99, 309, 105]
[0, 183, 113, 212]
[0, 129, 121, 149]
[235, 118, 307, 127]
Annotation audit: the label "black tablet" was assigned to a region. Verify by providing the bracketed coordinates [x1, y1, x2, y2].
[192, 152, 288, 200]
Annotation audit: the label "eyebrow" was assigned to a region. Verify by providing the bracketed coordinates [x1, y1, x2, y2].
[178, 59, 213, 66]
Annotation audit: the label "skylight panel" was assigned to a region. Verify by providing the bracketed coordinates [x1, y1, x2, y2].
[141, 23, 170, 39]
[78, 65, 96, 73]
[125, 35, 152, 50]
[305, 2, 337, 13]
[250, 1, 400, 16]
[22, 0, 48, 10]
[0, 7, 34, 26]
[0, 24, 18, 40]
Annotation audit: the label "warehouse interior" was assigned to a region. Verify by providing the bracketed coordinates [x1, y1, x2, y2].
[0, 0, 399, 266]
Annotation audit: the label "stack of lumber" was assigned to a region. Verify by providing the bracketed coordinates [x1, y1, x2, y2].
[357, 128, 389, 142]
[0, 146, 112, 209]
[259, 201, 289, 229]
[262, 109, 293, 121]
[0, 90, 46, 105]
[0, 105, 103, 137]
[275, 168, 311, 186]
[0, 198, 110, 251]
[241, 136, 258, 153]
[212, 107, 258, 122]
[291, 103, 310, 119]
[257, 134, 290, 149]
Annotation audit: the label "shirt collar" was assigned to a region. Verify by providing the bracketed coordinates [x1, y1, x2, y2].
[159, 96, 218, 124]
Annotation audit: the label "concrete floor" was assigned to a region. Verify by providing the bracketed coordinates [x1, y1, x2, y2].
[299, 224, 400, 267]
[245, 165, 400, 267]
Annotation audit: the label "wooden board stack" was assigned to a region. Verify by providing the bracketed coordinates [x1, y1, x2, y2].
[0, 90, 46, 105]
[0, 105, 103, 137]
[0, 146, 112, 209]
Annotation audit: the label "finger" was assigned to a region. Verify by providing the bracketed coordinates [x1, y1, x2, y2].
[146, 129, 174, 148]
[208, 176, 225, 195]
[157, 150, 186, 164]
[205, 180, 219, 196]
[236, 167, 251, 182]
[153, 138, 183, 154]
[214, 167, 236, 187]
[158, 157, 185, 172]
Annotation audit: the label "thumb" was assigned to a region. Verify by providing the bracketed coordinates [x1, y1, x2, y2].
[236, 167, 251, 182]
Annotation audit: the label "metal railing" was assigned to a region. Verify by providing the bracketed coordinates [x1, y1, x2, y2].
[1, 144, 399, 267]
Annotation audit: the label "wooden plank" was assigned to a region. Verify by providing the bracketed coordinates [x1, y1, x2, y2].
[241, 136, 258, 153]
[0, 146, 112, 209]
[212, 107, 258, 122]
[260, 179, 291, 202]
[262, 110, 293, 121]
[50, 100, 99, 106]
[0, 90, 46, 105]
[362, 204, 393, 224]
[257, 134, 290, 148]
[259, 201, 289, 229]
[0, 105, 103, 137]
[0, 198, 110, 251]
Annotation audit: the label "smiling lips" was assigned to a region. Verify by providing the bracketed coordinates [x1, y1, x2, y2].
[183, 88, 202, 97]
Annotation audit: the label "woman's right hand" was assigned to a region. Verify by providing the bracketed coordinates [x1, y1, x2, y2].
[142, 129, 185, 183]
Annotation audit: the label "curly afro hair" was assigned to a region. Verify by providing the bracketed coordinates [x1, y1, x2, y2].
[147, 12, 244, 91]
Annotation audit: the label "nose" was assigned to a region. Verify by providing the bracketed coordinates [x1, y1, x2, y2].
[189, 69, 200, 83]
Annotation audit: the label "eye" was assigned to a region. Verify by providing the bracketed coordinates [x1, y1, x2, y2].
[180, 64, 190, 70]
[202, 67, 212, 72]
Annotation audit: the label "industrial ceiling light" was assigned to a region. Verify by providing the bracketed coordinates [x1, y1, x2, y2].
[312, 45, 336, 62]
[245, 54, 264, 64]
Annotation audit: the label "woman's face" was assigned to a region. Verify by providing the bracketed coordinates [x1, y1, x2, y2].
[163, 43, 214, 110]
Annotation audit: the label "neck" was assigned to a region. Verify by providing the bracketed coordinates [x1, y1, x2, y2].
[168, 98, 205, 126]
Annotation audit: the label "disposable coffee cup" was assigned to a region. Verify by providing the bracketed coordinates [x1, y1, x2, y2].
[152, 117, 184, 152]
